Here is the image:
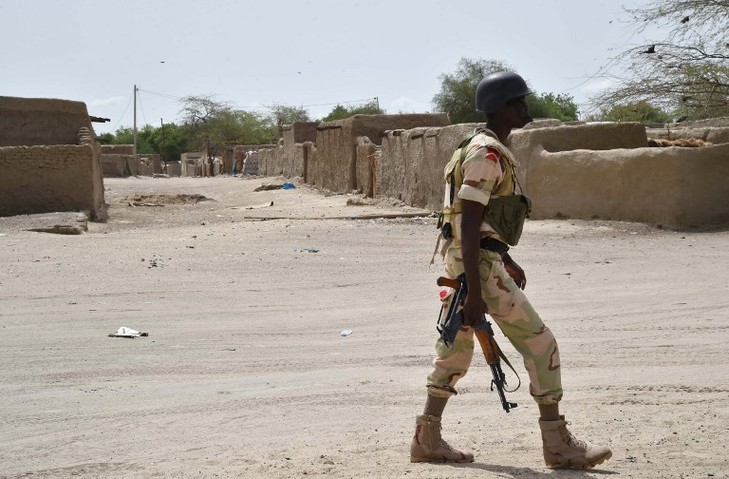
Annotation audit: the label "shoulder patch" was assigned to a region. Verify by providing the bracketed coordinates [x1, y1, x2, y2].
[484, 147, 501, 164]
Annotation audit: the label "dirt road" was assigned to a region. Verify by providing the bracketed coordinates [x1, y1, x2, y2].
[1, 176, 727, 478]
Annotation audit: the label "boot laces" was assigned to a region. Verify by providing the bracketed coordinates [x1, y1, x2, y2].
[560, 423, 587, 451]
[430, 422, 456, 451]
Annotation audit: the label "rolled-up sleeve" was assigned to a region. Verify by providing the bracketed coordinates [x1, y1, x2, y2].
[457, 145, 502, 206]
[458, 184, 491, 205]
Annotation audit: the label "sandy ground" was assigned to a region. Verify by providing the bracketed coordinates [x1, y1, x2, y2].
[1, 176, 728, 479]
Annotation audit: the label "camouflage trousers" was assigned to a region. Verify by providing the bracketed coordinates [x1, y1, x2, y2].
[427, 248, 563, 405]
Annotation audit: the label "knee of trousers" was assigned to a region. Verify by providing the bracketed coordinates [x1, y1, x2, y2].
[426, 335, 475, 396]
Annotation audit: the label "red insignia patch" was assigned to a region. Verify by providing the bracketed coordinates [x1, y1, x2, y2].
[484, 147, 500, 164]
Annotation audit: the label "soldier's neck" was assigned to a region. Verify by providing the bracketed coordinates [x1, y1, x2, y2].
[485, 122, 511, 144]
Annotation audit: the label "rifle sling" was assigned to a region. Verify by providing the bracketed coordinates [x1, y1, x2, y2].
[477, 329, 521, 393]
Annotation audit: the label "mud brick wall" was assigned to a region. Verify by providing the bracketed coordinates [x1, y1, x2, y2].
[0, 144, 105, 220]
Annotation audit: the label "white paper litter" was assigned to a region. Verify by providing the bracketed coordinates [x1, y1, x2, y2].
[114, 326, 141, 338]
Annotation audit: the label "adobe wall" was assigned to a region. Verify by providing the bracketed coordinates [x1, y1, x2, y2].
[378, 124, 480, 209]
[165, 161, 181, 177]
[283, 122, 317, 144]
[646, 126, 729, 144]
[101, 154, 136, 177]
[100, 144, 134, 155]
[509, 122, 648, 192]
[283, 123, 317, 177]
[231, 145, 275, 175]
[180, 152, 203, 177]
[0, 97, 105, 220]
[0, 96, 94, 147]
[139, 154, 162, 176]
[310, 113, 450, 193]
[375, 121, 727, 228]
[355, 137, 379, 197]
[258, 145, 285, 177]
[244, 151, 260, 175]
[527, 143, 729, 228]
[0, 143, 106, 220]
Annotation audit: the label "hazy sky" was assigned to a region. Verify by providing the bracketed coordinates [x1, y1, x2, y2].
[2, 0, 652, 134]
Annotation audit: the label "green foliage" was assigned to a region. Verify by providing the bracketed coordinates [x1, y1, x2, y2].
[179, 95, 234, 160]
[103, 97, 314, 162]
[433, 57, 580, 123]
[235, 110, 278, 144]
[110, 126, 154, 154]
[150, 122, 188, 162]
[527, 93, 579, 121]
[321, 101, 384, 122]
[96, 132, 114, 144]
[268, 104, 311, 132]
[432, 58, 512, 123]
[593, 101, 671, 124]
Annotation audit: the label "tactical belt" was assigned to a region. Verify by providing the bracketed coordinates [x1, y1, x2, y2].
[480, 237, 509, 256]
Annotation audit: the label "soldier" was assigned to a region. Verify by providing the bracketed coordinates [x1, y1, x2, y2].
[410, 71, 612, 469]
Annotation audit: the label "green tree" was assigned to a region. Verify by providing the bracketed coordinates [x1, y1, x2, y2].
[111, 126, 154, 154]
[527, 93, 579, 121]
[179, 95, 235, 173]
[432, 58, 512, 123]
[268, 104, 311, 134]
[96, 132, 114, 144]
[433, 57, 580, 123]
[321, 100, 384, 122]
[235, 110, 278, 144]
[592, 101, 671, 124]
[592, 0, 729, 120]
[148, 122, 188, 162]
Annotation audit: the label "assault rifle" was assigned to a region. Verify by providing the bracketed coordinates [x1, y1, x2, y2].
[436, 274, 520, 413]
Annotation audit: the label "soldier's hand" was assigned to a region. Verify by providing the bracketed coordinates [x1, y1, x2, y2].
[463, 293, 487, 327]
[504, 256, 527, 290]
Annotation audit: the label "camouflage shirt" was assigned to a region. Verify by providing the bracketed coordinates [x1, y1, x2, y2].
[442, 128, 518, 248]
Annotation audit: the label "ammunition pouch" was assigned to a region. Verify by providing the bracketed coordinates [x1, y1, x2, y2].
[484, 194, 531, 246]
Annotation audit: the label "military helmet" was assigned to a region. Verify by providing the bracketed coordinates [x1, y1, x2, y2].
[475, 71, 533, 114]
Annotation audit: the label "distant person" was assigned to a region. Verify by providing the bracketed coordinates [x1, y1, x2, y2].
[410, 71, 612, 469]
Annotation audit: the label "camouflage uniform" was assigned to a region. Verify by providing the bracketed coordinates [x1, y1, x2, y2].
[427, 128, 563, 406]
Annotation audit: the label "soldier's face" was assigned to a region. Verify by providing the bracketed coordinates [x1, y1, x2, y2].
[508, 97, 532, 128]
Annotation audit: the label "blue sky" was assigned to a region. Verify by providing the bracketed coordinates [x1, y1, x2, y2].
[1, 0, 652, 134]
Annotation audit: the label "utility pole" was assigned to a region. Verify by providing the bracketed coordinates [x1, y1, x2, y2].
[133, 85, 138, 161]
[160, 117, 164, 163]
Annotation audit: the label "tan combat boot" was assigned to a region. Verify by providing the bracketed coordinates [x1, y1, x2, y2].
[538, 416, 612, 469]
[410, 414, 474, 463]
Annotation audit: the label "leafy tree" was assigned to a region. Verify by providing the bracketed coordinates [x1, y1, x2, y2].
[527, 93, 579, 121]
[432, 58, 512, 123]
[148, 122, 188, 162]
[111, 126, 154, 154]
[96, 132, 114, 144]
[592, 0, 729, 120]
[235, 110, 278, 144]
[179, 95, 235, 173]
[268, 104, 311, 133]
[321, 100, 384, 122]
[103, 98, 317, 166]
[432, 57, 578, 123]
[591, 101, 671, 124]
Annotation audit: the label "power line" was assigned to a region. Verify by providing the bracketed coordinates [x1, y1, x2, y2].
[111, 94, 134, 132]
[137, 87, 378, 111]
[136, 91, 149, 127]
[138, 88, 184, 101]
